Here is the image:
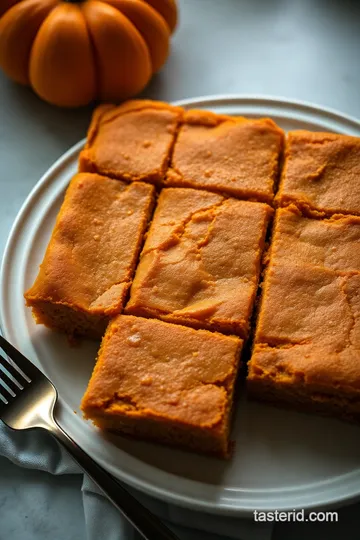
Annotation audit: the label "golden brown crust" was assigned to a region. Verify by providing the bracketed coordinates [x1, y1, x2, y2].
[125, 188, 273, 337]
[79, 100, 183, 185]
[25, 173, 155, 338]
[166, 110, 284, 202]
[81, 315, 242, 457]
[276, 130, 360, 216]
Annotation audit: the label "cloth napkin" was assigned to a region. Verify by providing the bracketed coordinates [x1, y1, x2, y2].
[0, 422, 273, 540]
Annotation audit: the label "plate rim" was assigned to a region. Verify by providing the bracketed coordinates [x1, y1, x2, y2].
[174, 93, 360, 126]
[2, 94, 360, 516]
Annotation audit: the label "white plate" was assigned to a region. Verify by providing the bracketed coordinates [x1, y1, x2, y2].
[2, 95, 360, 516]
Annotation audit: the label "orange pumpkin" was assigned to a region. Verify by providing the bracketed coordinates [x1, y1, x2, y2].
[0, 0, 177, 107]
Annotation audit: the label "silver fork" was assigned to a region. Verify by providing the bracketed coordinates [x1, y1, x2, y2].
[0, 335, 179, 540]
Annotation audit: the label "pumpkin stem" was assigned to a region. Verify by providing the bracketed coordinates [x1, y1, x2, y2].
[64, 0, 82, 3]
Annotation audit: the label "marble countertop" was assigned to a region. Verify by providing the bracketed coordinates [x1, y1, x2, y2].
[1, 0, 360, 538]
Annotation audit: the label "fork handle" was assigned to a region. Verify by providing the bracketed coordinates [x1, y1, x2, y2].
[50, 420, 179, 540]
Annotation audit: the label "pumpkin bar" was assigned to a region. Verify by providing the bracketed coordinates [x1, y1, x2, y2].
[165, 109, 284, 202]
[126, 188, 273, 337]
[248, 206, 360, 421]
[81, 315, 243, 457]
[276, 131, 360, 216]
[25, 173, 155, 339]
[79, 100, 183, 185]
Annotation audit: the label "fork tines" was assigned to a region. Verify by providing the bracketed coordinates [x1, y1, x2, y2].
[0, 336, 35, 405]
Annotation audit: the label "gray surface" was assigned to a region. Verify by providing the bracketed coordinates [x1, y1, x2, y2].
[0, 458, 85, 540]
[1, 0, 360, 538]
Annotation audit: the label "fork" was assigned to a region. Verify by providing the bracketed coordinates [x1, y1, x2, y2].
[0, 335, 180, 540]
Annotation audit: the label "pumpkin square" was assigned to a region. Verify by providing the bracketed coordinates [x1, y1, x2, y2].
[125, 187, 273, 338]
[276, 131, 360, 216]
[81, 315, 243, 457]
[165, 109, 284, 202]
[25, 173, 155, 339]
[247, 206, 360, 421]
[79, 100, 183, 185]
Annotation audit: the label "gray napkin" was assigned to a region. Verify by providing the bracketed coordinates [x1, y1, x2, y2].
[0, 422, 273, 540]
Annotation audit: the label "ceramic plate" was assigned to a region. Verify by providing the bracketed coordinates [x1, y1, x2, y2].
[2, 96, 360, 516]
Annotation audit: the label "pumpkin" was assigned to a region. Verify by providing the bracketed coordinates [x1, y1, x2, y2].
[0, 0, 177, 107]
